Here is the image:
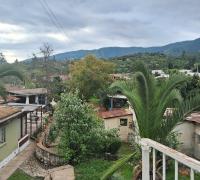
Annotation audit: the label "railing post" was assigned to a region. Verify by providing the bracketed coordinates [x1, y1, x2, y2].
[141, 140, 150, 180]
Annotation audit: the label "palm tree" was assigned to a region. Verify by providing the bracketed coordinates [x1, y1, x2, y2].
[0, 64, 24, 100]
[111, 63, 200, 142]
[101, 63, 200, 179]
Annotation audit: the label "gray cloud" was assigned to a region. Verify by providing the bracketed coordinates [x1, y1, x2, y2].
[0, 0, 200, 62]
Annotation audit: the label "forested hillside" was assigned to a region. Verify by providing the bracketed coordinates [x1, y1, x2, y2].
[50, 38, 200, 61]
[109, 52, 200, 73]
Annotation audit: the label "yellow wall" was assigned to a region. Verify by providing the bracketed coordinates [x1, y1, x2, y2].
[0, 117, 21, 161]
[104, 114, 133, 141]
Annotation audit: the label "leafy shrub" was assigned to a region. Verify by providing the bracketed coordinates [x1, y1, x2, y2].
[47, 124, 58, 143]
[88, 128, 121, 155]
[165, 131, 181, 150]
[54, 92, 121, 164]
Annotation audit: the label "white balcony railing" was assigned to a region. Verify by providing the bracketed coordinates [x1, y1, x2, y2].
[141, 138, 200, 180]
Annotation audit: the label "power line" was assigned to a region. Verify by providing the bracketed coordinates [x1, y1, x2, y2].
[42, 0, 68, 38]
[38, 0, 68, 41]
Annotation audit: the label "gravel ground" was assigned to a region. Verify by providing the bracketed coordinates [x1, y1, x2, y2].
[20, 155, 48, 177]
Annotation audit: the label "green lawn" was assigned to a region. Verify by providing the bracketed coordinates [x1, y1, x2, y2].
[75, 143, 134, 180]
[75, 143, 200, 180]
[8, 169, 43, 180]
[75, 159, 113, 180]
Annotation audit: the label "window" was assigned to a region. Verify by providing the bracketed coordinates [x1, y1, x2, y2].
[120, 119, 128, 126]
[0, 127, 6, 144]
[39, 95, 46, 104]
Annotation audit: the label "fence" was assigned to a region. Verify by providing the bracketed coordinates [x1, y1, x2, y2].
[141, 138, 200, 180]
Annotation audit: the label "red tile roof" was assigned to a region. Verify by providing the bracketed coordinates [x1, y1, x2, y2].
[186, 112, 200, 124]
[99, 108, 132, 119]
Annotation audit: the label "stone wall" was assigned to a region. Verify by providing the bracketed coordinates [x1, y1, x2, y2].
[35, 142, 66, 167]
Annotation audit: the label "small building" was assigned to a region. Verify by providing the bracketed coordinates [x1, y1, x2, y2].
[7, 88, 47, 105]
[0, 106, 29, 168]
[99, 108, 135, 142]
[7, 103, 44, 136]
[179, 69, 200, 77]
[108, 94, 128, 109]
[174, 112, 200, 159]
[152, 70, 169, 78]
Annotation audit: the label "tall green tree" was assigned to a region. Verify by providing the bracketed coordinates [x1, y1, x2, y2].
[69, 55, 115, 100]
[0, 64, 24, 100]
[53, 92, 120, 164]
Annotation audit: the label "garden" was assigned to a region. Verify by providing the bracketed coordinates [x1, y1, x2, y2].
[7, 61, 200, 179]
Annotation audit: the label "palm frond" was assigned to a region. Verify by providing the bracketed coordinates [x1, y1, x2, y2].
[110, 63, 198, 142]
[100, 153, 135, 180]
[0, 64, 24, 81]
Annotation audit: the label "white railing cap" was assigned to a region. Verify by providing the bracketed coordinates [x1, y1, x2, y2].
[141, 138, 200, 172]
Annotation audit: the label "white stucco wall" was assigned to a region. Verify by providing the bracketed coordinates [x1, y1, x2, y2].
[173, 122, 194, 156]
[104, 114, 133, 141]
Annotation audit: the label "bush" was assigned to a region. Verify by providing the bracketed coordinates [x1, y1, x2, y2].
[88, 128, 121, 155]
[47, 124, 58, 143]
[165, 131, 181, 150]
[54, 92, 121, 164]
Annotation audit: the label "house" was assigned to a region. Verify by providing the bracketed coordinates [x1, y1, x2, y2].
[179, 69, 200, 77]
[0, 106, 29, 168]
[7, 88, 48, 105]
[99, 108, 135, 142]
[152, 70, 169, 78]
[108, 94, 128, 110]
[174, 112, 200, 159]
[7, 103, 45, 136]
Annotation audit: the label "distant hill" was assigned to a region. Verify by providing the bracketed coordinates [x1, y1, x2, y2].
[27, 38, 200, 61]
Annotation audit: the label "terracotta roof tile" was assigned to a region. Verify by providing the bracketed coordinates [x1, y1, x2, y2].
[99, 108, 132, 119]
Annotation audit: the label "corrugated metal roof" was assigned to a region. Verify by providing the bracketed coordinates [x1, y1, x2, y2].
[8, 88, 47, 96]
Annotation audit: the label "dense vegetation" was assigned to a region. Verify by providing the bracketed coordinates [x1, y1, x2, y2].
[3, 48, 200, 179]
[109, 52, 200, 73]
[103, 63, 200, 179]
[68, 55, 115, 100]
[50, 92, 121, 164]
[111, 62, 200, 143]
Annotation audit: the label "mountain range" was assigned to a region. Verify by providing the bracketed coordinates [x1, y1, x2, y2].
[52, 38, 200, 61]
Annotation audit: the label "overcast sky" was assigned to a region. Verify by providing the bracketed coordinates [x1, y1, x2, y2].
[0, 0, 200, 62]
